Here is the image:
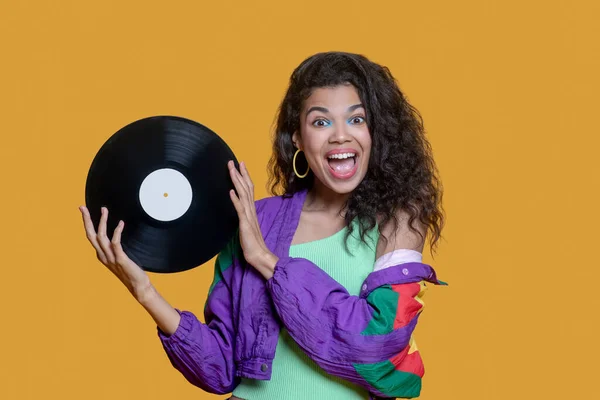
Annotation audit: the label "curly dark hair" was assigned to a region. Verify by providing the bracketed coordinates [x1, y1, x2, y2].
[266, 51, 445, 257]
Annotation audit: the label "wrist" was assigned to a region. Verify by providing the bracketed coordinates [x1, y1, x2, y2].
[254, 250, 279, 280]
[133, 282, 158, 305]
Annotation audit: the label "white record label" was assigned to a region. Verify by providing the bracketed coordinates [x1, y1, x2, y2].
[139, 168, 193, 221]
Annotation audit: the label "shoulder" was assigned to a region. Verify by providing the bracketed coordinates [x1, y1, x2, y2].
[376, 208, 427, 258]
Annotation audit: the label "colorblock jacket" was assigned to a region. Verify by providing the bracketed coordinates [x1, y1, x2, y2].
[157, 188, 447, 399]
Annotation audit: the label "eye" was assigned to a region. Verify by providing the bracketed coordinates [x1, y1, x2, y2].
[349, 116, 365, 124]
[312, 118, 331, 127]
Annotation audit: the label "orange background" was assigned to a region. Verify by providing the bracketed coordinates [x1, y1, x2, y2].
[1, 1, 598, 399]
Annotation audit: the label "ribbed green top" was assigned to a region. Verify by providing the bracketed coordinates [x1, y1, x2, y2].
[232, 220, 379, 400]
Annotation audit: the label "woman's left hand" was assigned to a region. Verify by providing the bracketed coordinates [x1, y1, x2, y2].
[228, 160, 278, 279]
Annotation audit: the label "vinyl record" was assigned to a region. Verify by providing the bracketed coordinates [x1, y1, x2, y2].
[85, 115, 239, 273]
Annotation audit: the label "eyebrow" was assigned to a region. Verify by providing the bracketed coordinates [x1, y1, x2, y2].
[305, 103, 364, 117]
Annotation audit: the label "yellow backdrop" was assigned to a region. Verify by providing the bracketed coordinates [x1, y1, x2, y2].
[1, 1, 598, 399]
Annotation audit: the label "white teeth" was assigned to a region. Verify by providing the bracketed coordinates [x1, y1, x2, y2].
[327, 153, 356, 159]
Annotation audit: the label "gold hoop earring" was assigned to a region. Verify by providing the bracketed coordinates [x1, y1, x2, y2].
[293, 149, 310, 178]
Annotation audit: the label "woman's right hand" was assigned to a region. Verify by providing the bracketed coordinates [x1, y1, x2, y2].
[79, 205, 154, 303]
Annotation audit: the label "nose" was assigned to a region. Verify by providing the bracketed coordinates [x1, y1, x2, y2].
[328, 123, 352, 144]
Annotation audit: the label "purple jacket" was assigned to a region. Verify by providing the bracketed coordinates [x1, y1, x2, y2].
[157, 188, 446, 399]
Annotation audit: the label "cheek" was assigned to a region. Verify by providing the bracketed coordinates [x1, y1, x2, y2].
[301, 132, 323, 158]
[306, 148, 324, 172]
[360, 130, 372, 154]
[358, 131, 372, 168]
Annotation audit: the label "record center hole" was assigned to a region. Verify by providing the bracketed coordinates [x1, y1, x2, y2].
[163, 192, 169, 197]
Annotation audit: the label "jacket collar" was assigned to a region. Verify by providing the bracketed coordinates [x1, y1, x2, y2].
[267, 188, 308, 258]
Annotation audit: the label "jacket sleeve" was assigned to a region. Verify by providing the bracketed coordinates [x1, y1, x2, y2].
[265, 257, 447, 399]
[156, 234, 241, 394]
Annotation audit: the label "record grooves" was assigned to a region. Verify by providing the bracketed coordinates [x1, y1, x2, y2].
[85, 115, 239, 273]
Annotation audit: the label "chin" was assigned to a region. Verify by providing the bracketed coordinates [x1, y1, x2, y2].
[321, 172, 366, 195]
[326, 185, 356, 195]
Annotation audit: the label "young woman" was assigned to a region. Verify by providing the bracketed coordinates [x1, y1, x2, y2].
[79, 51, 446, 400]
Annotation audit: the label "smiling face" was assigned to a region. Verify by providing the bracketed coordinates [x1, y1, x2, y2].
[292, 84, 372, 195]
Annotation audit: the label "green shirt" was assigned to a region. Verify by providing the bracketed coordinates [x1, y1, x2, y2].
[232, 220, 379, 400]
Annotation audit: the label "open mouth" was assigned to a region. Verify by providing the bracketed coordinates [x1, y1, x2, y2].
[326, 151, 358, 178]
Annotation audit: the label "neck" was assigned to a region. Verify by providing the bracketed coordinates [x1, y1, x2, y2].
[304, 180, 350, 216]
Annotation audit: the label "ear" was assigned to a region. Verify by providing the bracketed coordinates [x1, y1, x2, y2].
[291, 131, 302, 150]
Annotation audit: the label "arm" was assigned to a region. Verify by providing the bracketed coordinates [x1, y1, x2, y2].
[266, 259, 445, 398]
[155, 235, 241, 395]
[264, 211, 447, 399]
[80, 205, 237, 393]
[138, 287, 181, 338]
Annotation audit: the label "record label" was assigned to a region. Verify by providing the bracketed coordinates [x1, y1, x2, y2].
[139, 168, 193, 222]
